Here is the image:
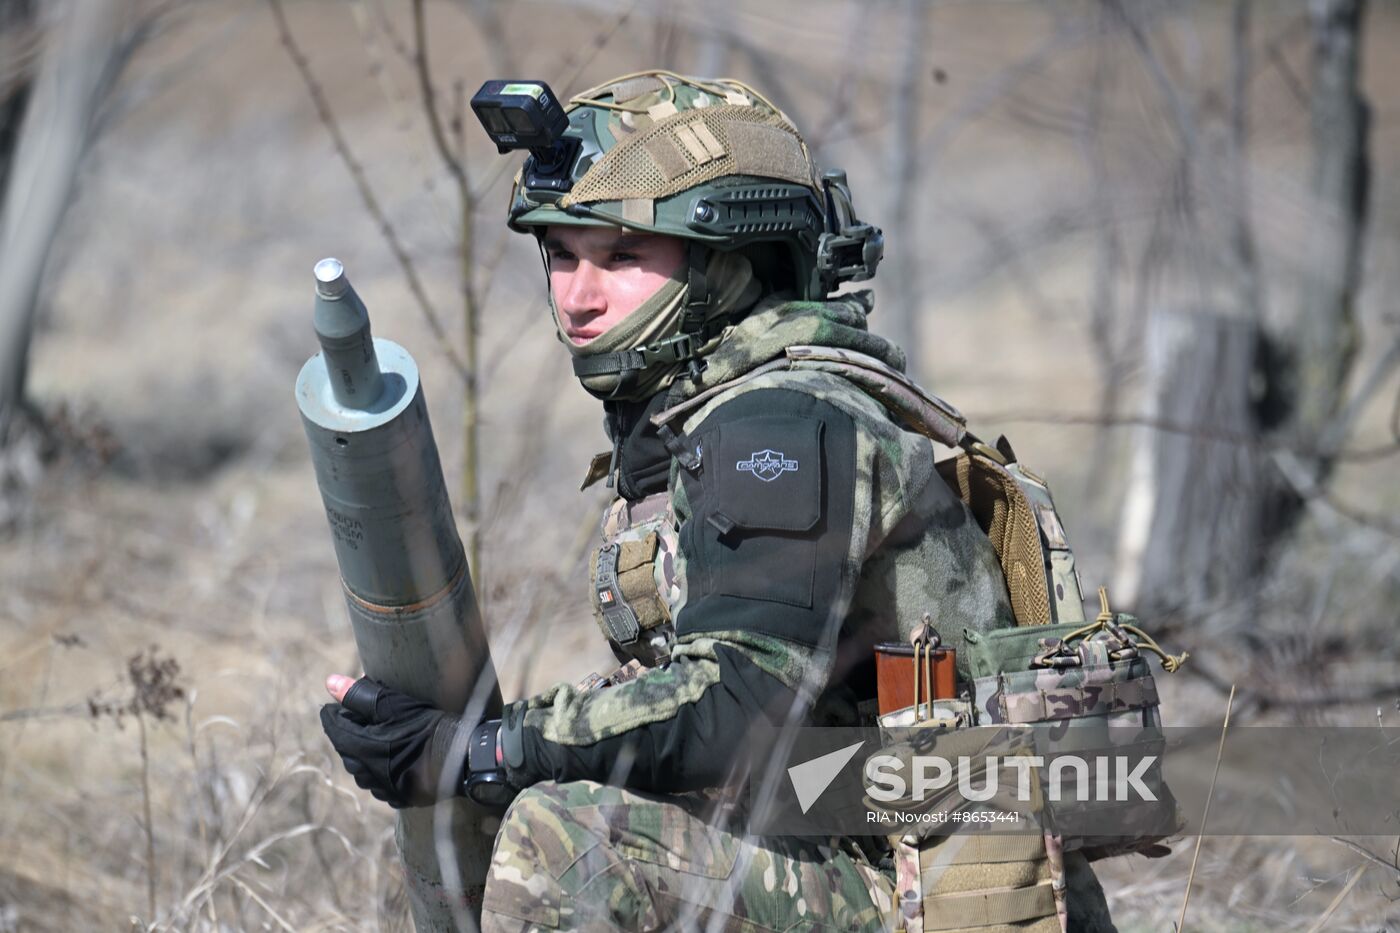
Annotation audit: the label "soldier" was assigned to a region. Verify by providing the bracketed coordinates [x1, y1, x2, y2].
[320, 70, 1118, 931]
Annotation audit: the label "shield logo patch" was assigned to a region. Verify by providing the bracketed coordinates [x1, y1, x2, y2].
[735, 449, 799, 482]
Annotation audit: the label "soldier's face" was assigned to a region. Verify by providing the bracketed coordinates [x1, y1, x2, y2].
[544, 226, 687, 345]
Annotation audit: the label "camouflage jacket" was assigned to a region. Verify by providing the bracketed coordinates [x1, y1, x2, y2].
[497, 291, 1014, 791]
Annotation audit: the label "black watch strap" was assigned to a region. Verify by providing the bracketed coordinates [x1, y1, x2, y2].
[465, 719, 518, 812]
[467, 719, 501, 776]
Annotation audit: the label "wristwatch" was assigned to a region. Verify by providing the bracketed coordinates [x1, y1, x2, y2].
[464, 719, 518, 812]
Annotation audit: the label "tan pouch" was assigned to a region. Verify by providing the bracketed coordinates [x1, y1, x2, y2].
[936, 452, 1054, 628]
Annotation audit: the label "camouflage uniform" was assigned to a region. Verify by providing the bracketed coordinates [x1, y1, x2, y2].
[478, 72, 1117, 932]
[484, 781, 893, 932]
[482, 295, 1118, 931]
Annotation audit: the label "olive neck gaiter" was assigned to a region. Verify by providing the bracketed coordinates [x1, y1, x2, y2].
[551, 248, 761, 401]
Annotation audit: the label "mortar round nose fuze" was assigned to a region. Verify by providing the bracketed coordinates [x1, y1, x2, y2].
[314, 257, 348, 298]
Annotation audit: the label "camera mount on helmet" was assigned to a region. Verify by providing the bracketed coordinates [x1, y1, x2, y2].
[470, 80, 580, 195]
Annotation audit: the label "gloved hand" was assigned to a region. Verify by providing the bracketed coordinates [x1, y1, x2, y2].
[319, 676, 468, 809]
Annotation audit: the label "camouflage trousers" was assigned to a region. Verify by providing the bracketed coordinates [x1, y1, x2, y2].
[480, 780, 1118, 933]
[481, 780, 893, 932]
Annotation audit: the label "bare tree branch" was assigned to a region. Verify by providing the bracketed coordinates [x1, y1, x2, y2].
[921, 14, 1101, 157]
[266, 0, 467, 382]
[1320, 324, 1400, 457]
[1272, 447, 1400, 537]
[954, 206, 1062, 322]
[346, 2, 460, 253]
[1329, 837, 1400, 877]
[803, 0, 872, 154]
[1265, 15, 1312, 106]
[448, 0, 514, 74]
[1078, 6, 1130, 500]
[410, 0, 466, 192]
[975, 405, 1398, 466]
[468, 0, 640, 209]
[1184, 652, 1398, 713]
[409, 0, 481, 576]
[1110, 0, 1199, 153]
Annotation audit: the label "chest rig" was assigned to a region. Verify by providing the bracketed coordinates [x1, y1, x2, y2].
[587, 490, 684, 667]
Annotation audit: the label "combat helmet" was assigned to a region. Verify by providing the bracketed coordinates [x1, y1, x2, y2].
[472, 70, 883, 394]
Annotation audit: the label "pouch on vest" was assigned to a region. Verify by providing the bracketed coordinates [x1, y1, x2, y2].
[935, 448, 1084, 629]
[589, 492, 680, 668]
[964, 589, 1188, 861]
[870, 724, 1063, 933]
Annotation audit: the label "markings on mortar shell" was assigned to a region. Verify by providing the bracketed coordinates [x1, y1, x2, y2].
[325, 506, 364, 550]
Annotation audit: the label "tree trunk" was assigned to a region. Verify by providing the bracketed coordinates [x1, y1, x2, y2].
[1284, 0, 1369, 462]
[1115, 1, 1370, 612]
[881, 0, 928, 378]
[0, 0, 36, 203]
[0, 0, 123, 443]
[1115, 309, 1265, 614]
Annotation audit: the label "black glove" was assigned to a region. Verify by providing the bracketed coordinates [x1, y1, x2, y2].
[319, 678, 468, 809]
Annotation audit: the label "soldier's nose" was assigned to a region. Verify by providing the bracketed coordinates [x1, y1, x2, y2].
[558, 262, 607, 318]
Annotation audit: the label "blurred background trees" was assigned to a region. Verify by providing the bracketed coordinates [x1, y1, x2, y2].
[1, 1, 1398, 928]
[1117, 0, 1377, 622]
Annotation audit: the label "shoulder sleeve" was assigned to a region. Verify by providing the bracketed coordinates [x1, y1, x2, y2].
[673, 385, 862, 650]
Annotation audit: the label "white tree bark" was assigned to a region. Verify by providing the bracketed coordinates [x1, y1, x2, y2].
[1115, 1, 1371, 611]
[1290, 0, 1368, 455]
[1114, 309, 1264, 612]
[0, 0, 123, 441]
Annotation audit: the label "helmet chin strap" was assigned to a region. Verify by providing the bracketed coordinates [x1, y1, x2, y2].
[678, 240, 710, 382]
[567, 240, 719, 399]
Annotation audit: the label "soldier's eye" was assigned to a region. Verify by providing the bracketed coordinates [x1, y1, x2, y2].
[549, 249, 576, 262]
[611, 252, 637, 263]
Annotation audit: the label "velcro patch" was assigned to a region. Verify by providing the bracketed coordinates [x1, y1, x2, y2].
[643, 134, 692, 181]
[620, 198, 654, 226]
[674, 123, 724, 165]
[728, 120, 812, 187]
[712, 415, 823, 533]
[610, 75, 666, 103]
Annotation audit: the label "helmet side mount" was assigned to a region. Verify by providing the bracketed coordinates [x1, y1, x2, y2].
[815, 170, 884, 297]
